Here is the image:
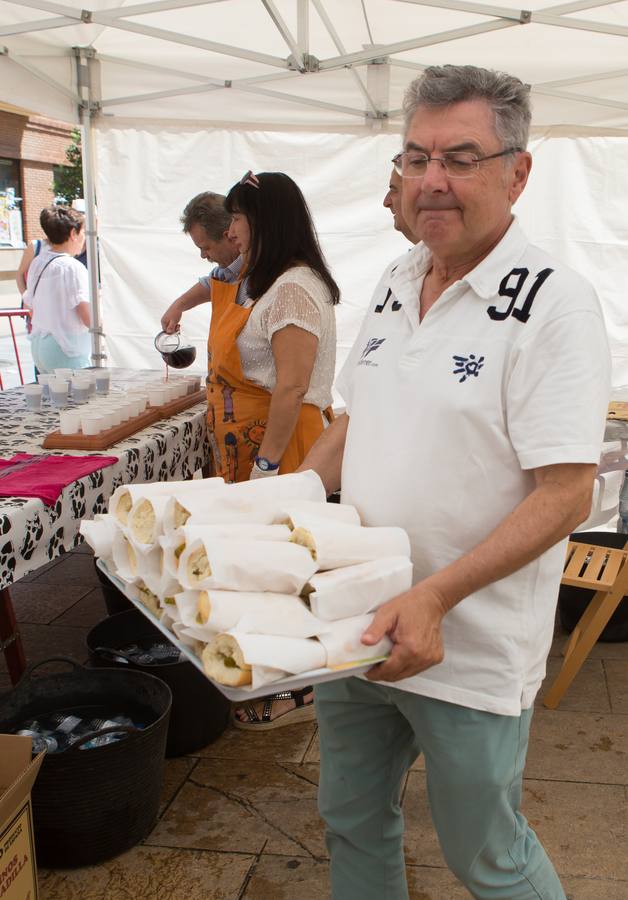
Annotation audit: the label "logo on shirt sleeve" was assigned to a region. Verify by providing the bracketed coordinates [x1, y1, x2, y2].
[453, 353, 484, 382]
[358, 338, 386, 366]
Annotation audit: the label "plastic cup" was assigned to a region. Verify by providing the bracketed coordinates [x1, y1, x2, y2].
[49, 380, 70, 408]
[129, 393, 147, 413]
[71, 378, 90, 403]
[98, 410, 116, 430]
[37, 374, 54, 399]
[54, 368, 73, 381]
[24, 383, 43, 410]
[148, 387, 167, 407]
[125, 398, 140, 417]
[81, 414, 105, 436]
[106, 406, 123, 427]
[95, 371, 111, 394]
[59, 410, 82, 435]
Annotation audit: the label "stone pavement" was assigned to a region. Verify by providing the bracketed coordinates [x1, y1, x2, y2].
[1, 543, 626, 899]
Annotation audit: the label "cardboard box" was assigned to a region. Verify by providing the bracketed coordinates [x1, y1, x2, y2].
[0, 735, 45, 900]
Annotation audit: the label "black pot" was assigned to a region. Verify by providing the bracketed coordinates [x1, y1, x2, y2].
[0, 657, 171, 868]
[558, 531, 628, 642]
[87, 610, 231, 756]
[93, 557, 134, 615]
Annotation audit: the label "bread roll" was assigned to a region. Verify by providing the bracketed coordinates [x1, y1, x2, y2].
[202, 634, 252, 686]
[136, 580, 161, 618]
[114, 490, 132, 525]
[290, 527, 317, 560]
[130, 498, 156, 545]
[187, 547, 212, 583]
[196, 590, 210, 625]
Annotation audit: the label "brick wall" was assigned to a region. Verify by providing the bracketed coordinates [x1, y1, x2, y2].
[21, 161, 56, 241]
[0, 110, 75, 243]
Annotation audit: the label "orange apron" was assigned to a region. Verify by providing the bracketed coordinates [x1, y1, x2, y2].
[206, 278, 331, 483]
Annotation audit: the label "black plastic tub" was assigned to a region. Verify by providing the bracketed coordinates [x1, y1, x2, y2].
[87, 610, 231, 756]
[0, 657, 171, 868]
[558, 531, 628, 642]
[93, 557, 134, 615]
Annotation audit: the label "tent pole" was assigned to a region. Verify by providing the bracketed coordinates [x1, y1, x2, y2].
[75, 48, 104, 368]
[80, 106, 104, 367]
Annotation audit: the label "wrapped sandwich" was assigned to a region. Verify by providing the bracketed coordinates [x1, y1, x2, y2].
[159, 523, 290, 578]
[303, 556, 413, 620]
[289, 518, 411, 570]
[176, 588, 327, 637]
[178, 538, 317, 593]
[201, 631, 327, 687]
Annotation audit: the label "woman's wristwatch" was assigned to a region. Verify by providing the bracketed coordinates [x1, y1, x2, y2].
[254, 456, 280, 472]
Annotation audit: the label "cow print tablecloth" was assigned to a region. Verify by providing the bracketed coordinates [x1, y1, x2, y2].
[0, 370, 210, 589]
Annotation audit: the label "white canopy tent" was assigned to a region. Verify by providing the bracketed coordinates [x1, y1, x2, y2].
[1, 0, 627, 383]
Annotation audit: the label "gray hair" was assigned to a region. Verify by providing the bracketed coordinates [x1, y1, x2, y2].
[180, 191, 231, 239]
[403, 65, 531, 151]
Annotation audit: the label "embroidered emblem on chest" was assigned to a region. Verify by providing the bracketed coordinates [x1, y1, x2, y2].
[452, 354, 484, 383]
[358, 338, 386, 367]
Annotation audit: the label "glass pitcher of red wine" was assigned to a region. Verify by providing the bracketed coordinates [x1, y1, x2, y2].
[154, 330, 197, 369]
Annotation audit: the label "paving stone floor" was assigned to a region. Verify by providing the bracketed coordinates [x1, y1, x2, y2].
[1, 544, 626, 899]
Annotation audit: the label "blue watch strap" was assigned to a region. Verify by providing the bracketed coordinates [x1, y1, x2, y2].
[254, 456, 280, 471]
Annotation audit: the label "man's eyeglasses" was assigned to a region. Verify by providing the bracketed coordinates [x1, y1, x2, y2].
[392, 148, 522, 180]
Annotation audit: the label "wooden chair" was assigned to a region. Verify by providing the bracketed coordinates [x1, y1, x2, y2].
[543, 536, 628, 708]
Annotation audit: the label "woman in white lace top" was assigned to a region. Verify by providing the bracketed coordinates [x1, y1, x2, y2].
[210, 170, 339, 729]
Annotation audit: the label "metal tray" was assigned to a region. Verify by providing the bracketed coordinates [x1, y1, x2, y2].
[96, 558, 380, 700]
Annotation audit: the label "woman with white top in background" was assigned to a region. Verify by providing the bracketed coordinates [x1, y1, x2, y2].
[22, 206, 91, 373]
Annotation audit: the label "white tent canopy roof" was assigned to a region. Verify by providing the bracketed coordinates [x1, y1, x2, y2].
[2, 1, 627, 388]
[2, 0, 628, 132]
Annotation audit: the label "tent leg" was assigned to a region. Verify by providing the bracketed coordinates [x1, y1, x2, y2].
[76, 48, 105, 369]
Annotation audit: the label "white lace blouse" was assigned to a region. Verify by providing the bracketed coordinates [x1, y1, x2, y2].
[236, 266, 337, 410]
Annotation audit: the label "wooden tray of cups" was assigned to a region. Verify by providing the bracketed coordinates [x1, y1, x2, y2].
[608, 401, 628, 422]
[42, 389, 206, 450]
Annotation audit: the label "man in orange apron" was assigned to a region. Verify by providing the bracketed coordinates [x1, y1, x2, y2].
[161, 191, 241, 335]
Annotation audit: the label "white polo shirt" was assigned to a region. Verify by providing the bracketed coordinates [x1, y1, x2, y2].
[336, 219, 610, 716]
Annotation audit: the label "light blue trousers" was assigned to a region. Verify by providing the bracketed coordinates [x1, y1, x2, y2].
[31, 333, 91, 374]
[315, 677, 566, 900]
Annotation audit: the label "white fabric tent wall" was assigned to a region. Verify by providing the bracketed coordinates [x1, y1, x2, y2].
[2, 0, 628, 386]
[95, 120, 628, 386]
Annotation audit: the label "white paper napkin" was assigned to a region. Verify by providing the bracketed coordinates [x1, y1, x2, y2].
[79, 514, 118, 561]
[306, 556, 413, 621]
[317, 614, 392, 667]
[273, 500, 361, 528]
[111, 529, 141, 582]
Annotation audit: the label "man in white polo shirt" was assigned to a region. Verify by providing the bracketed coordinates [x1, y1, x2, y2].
[301, 65, 610, 899]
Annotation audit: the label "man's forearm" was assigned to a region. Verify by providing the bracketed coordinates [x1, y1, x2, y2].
[297, 413, 349, 495]
[175, 281, 212, 312]
[162, 282, 211, 332]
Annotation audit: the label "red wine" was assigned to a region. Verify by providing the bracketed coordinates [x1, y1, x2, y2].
[158, 345, 196, 369]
